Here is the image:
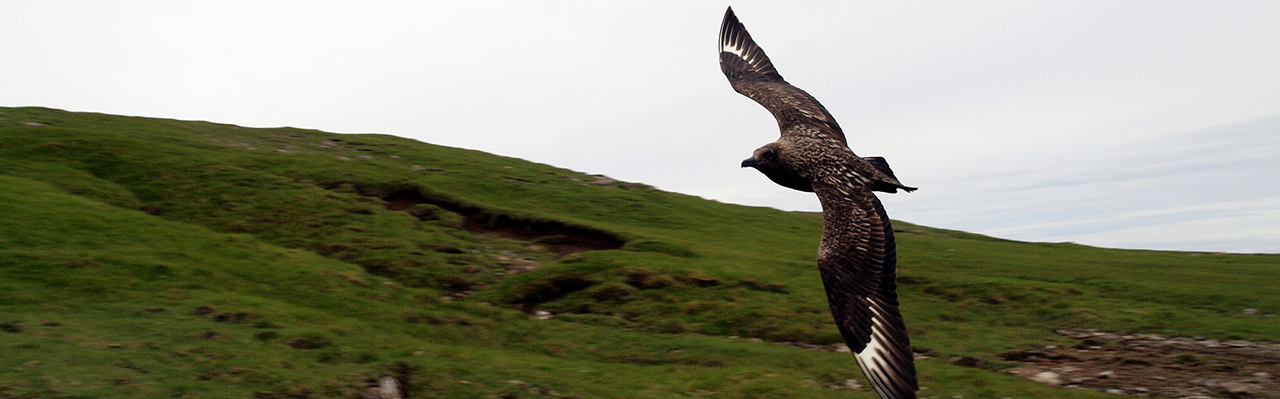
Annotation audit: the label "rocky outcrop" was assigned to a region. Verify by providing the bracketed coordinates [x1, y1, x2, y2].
[1000, 329, 1279, 398]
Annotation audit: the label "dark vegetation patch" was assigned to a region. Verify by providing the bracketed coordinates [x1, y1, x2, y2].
[507, 273, 600, 305]
[676, 272, 721, 287]
[623, 240, 698, 258]
[949, 356, 989, 369]
[213, 311, 256, 323]
[587, 283, 635, 303]
[334, 182, 624, 256]
[254, 321, 282, 329]
[288, 334, 335, 350]
[620, 267, 675, 290]
[739, 278, 789, 294]
[430, 245, 465, 254]
[435, 275, 474, 292]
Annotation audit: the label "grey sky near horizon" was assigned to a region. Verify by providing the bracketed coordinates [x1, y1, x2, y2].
[3, 1, 1279, 253]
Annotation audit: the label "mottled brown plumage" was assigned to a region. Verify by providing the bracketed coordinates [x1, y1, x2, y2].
[720, 7, 918, 399]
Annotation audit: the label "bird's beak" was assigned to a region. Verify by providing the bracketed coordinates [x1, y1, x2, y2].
[740, 157, 759, 168]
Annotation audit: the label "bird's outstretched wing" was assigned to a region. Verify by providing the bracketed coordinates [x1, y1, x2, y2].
[719, 7, 847, 146]
[816, 189, 918, 399]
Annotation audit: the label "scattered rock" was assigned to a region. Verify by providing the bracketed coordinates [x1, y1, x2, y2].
[778, 341, 849, 352]
[533, 311, 553, 320]
[587, 176, 616, 186]
[509, 259, 541, 274]
[843, 379, 864, 390]
[362, 376, 402, 399]
[1192, 377, 1216, 387]
[1244, 308, 1259, 315]
[1030, 371, 1063, 386]
[1006, 329, 1280, 398]
[1217, 381, 1257, 396]
[1002, 367, 1040, 377]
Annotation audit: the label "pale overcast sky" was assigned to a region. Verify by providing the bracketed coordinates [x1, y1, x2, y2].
[3, 1, 1279, 253]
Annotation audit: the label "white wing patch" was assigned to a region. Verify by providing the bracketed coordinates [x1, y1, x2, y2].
[722, 43, 746, 57]
[853, 303, 898, 399]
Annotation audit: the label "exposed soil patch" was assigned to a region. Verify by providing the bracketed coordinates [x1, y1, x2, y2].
[342, 183, 624, 256]
[1000, 329, 1279, 398]
[509, 274, 600, 306]
[454, 212, 623, 256]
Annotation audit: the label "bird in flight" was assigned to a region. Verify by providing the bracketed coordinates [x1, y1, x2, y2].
[719, 7, 919, 399]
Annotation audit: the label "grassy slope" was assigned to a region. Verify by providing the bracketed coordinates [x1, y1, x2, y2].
[1, 106, 1276, 398]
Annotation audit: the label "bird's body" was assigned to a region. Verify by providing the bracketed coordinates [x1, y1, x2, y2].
[719, 7, 919, 399]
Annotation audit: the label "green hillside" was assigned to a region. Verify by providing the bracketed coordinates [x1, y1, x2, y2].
[2, 106, 1277, 398]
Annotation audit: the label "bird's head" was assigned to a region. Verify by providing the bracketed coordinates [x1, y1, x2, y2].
[741, 142, 814, 192]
